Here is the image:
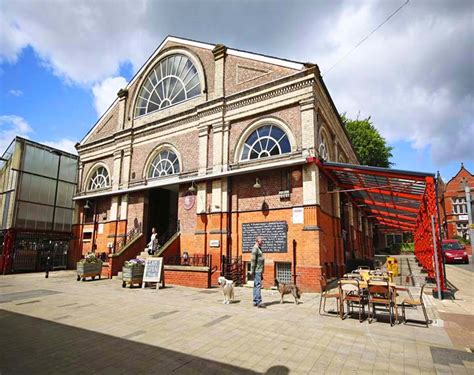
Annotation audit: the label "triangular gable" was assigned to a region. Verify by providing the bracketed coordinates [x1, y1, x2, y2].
[80, 36, 306, 145]
[446, 163, 473, 186]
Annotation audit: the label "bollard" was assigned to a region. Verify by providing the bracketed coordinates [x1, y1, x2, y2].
[45, 253, 51, 279]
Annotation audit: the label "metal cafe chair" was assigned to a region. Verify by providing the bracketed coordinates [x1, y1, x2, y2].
[319, 274, 342, 317]
[339, 279, 366, 322]
[367, 280, 395, 326]
[401, 284, 429, 328]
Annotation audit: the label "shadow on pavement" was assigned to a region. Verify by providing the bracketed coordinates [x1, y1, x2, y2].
[0, 309, 288, 374]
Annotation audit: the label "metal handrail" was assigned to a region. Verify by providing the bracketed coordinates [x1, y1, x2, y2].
[164, 254, 211, 267]
[115, 223, 142, 254]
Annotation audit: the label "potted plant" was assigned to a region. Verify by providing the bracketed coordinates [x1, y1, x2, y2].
[77, 253, 103, 281]
[122, 258, 145, 288]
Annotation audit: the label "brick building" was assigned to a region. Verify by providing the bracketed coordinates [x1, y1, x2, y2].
[72, 36, 373, 291]
[439, 163, 473, 241]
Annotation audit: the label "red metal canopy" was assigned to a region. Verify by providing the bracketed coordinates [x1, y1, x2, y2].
[313, 159, 445, 293]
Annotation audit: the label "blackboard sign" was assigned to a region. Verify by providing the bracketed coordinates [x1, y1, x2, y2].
[142, 257, 164, 289]
[242, 221, 288, 253]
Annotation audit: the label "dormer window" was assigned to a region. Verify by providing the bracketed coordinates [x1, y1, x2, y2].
[135, 54, 201, 117]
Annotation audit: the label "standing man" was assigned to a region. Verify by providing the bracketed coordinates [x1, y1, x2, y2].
[251, 236, 265, 308]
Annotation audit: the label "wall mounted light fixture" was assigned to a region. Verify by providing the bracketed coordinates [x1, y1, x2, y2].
[188, 181, 197, 193]
[253, 178, 261, 189]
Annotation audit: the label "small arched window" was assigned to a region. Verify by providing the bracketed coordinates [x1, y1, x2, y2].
[135, 54, 201, 117]
[240, 125, 291, 161]
[148, 150, 180, 178]
[88, 166, 110, 191]
[319, 130, 331, 161]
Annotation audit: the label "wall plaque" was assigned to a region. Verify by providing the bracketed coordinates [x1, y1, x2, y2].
[183, 191, 195, 210]
[242, 221, 288, 253]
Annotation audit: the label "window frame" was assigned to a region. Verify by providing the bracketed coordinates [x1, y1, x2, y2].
[134, 53, 202, 118]
[86, 165, 111, 191]
[148, 149, 181, 179]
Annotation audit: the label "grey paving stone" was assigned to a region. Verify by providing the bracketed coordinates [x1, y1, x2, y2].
[150, 310, 179, 319]
[203, 314, 232, 327]
[0, 289, 61, 303]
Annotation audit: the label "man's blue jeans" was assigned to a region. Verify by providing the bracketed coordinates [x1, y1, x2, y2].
[253, 272, 262, 305]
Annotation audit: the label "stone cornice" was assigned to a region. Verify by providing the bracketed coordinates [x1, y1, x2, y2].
[77, 69, 316, 156]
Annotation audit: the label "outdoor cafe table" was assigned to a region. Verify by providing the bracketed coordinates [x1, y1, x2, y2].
[340, 279, 409, 323]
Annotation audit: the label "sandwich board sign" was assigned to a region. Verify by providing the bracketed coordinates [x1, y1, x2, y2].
[142, 257, 165, 289]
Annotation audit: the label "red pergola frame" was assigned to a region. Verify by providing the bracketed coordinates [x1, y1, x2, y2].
[313, 159, 445, 293]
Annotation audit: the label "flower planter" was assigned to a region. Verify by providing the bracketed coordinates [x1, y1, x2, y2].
[77, 261, 103, 281]
[122, 264, 145, 288]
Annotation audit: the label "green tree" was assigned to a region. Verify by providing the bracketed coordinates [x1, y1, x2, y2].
[341, 114, 393, 168]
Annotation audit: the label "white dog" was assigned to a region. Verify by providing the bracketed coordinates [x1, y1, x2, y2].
[217, 276, 234, 304]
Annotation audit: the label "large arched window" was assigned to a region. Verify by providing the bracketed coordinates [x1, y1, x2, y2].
[240, 124, 291, 161]
[135, 54, 201, 117]
[148, 149, 180, 178]
[87, 166, 110, 191]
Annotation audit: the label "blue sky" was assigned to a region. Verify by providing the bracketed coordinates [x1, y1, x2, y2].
[1, 0, 472, 182]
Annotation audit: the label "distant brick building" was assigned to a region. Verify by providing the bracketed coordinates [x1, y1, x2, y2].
[439, 163, 474, 241]
[72, 36, 373, 291]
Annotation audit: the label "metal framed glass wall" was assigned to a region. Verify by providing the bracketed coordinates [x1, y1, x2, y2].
[14, 142, 77, 232]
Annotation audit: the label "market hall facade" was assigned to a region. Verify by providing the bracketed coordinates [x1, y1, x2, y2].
[72, 36, 374, 291]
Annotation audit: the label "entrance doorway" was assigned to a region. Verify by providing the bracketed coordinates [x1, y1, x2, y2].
[147, 186, 179, 247]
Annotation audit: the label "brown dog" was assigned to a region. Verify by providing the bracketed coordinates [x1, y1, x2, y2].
[275, 279, 301, 305]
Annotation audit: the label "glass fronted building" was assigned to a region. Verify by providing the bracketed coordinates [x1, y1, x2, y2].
[0, 137, 78, 273]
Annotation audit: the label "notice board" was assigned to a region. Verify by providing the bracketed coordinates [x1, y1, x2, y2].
[242, 221, 288, 253]
[142, 257, 164, 289]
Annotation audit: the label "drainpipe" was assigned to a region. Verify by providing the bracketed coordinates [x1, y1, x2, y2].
[226, 176, 232, 259]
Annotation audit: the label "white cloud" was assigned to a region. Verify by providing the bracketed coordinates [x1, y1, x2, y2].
[1, 0, 472, 165]
[8, 89, 23, 97]
[314, 1, 474, 165]
[0, 115, 77, 155]
[0, 115, 32, 152]
[0, 0, 152, 84]
[91, 76, 127, 117]
[42, 139, 78, 155]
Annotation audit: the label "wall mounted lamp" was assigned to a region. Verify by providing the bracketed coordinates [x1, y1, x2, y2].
[84, 200, 91, 210]
[188, 181, 197, 193]
[253, 178, 262, 189]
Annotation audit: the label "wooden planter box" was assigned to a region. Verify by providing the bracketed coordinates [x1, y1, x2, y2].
[122, 264, 145, 288]
[77, 261, 102, 281]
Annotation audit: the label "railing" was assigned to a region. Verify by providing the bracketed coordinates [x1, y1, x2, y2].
[158, 220, 180, 247]
[115, 223, 142, 254]
[222, 255, 243, 285]
[164, 254, 211, 267]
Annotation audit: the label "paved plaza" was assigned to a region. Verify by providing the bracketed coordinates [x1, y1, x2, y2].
[0, 263, 473, 374]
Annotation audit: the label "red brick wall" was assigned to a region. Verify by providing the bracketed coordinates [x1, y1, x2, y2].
[164, 267, 211, 288]
[225, 55, 298, 96]
[127, 192, 147, 234]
